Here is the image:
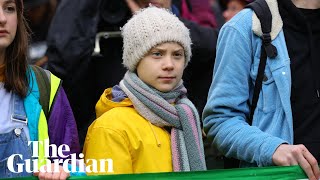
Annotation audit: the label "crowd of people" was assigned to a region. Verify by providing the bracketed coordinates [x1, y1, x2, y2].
[0, 0, 319, 179]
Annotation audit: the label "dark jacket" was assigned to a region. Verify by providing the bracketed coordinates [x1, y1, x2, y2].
[46, 0, 102, 146]
[46, 0, 101, 81]
[178, 11, 218, 117]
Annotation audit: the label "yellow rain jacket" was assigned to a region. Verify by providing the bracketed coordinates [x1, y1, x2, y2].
[83, 88, 172, 175]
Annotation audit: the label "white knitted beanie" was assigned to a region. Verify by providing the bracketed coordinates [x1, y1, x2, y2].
[121, 6, 192, 72]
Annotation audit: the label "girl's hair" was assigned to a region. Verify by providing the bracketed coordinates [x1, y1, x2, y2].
[4, 0, 30, 98]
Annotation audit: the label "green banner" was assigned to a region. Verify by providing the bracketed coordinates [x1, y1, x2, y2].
[5, 166, 307, 180]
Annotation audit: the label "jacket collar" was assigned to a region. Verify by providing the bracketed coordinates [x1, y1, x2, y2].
[24, 67, 41, 142]
[252, 0, 283, 40]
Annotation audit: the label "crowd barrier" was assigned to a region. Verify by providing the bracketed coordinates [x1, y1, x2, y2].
[5, 165, 308, 180]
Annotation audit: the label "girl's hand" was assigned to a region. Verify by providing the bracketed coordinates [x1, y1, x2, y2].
[34, 164, 70, 180]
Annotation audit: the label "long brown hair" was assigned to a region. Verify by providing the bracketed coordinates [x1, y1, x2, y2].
[4, 0, 30, 98]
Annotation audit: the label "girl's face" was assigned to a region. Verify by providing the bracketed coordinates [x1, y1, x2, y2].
[0, 0, 17, 51]
[223, 0, 246, 22]
[136, 42, 185, 92]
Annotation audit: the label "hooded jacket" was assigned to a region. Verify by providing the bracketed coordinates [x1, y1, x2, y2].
[83, 88, 172, 175]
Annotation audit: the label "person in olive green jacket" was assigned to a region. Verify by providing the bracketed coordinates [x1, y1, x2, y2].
[83, 6, 206, 175]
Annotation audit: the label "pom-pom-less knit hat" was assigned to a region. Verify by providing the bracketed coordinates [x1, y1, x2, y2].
[121, 6, 192, 72]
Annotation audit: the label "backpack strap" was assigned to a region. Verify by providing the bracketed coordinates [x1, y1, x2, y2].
[223, 0, 279, 169]
[246, 0, 278, 125]
[31, 65, 51, 119]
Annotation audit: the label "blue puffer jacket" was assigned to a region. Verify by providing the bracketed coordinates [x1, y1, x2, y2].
[203, 0, 293, 167]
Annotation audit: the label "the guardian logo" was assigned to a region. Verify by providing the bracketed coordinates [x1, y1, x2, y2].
[7, 139, 113, 174]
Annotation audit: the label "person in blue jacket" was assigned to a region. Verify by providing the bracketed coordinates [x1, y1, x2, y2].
[203, 0, 320, 180]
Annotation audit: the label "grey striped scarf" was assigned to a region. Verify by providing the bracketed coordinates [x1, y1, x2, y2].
[119, 71, 206, 171]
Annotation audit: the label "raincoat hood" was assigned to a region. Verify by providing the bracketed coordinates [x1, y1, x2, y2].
[95, 88, 132, 118]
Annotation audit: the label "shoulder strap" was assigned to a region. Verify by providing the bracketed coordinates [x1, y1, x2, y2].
[31, 65, 51, 119]
[223, 0, 279, 169]
[246, 0, 278, 125]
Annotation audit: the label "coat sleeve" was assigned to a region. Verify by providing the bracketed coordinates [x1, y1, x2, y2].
[83, 125, 133, 175]
[47, 86, 81, 157]
[46, 0, 101, 79]
[202, 22, 286, 167]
